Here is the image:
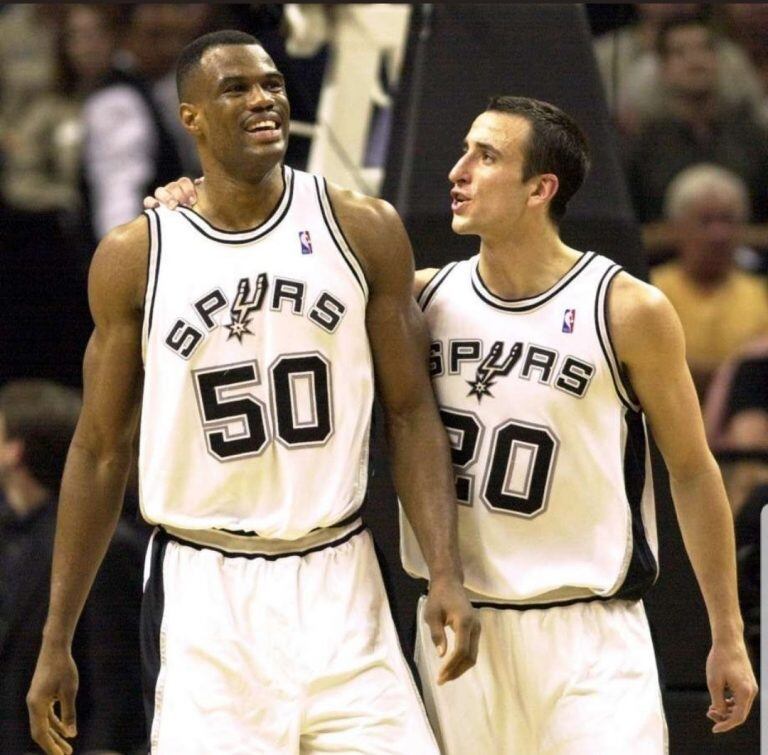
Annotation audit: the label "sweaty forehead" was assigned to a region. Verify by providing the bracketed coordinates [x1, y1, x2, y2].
[199, 44, 278, 80]
[466, 111, 530, 153]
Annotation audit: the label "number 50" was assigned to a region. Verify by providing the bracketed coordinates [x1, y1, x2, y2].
[192, 353, 333, 461]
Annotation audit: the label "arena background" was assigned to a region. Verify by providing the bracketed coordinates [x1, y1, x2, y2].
[0, 4, 761, 753]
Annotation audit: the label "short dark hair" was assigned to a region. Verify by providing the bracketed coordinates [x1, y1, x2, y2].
[176, 29, 261, 101]
[486, 96, 590, 223]
[655, 14, 713, 58]
[0, 380, 81, 491]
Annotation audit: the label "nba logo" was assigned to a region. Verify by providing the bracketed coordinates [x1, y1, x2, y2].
[562, 309, 576, 333]
[299, 230, 313, 255]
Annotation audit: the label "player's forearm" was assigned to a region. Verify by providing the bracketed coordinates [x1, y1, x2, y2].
[670, 466, 745, 643]
[42, 440, 132, 648]
[385, 401, 464, 582]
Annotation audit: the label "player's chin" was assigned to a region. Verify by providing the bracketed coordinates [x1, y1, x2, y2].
[451, 215, 475, 235]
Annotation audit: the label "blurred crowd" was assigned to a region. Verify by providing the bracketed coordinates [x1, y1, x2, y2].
[0, 4, 767, 752]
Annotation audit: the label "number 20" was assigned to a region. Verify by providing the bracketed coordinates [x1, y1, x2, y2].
[440, 408, 559, 518]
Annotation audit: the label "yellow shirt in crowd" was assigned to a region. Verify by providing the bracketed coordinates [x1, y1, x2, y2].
[651, 263, 768, 374]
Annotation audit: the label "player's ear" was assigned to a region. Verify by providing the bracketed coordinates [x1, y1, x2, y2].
[529, 173, 559, 210]
[180, 103, 202, 136]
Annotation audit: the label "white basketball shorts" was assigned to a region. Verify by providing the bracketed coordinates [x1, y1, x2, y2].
[141, 521, 438, 754]
[415, 596, 668, 754]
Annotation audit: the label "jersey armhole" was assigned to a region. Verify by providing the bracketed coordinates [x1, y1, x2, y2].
[595, 264, 641, 412]
[418, 262, 459, 311]
[141, 208, 161, 365]
[313, 176, 369, 300]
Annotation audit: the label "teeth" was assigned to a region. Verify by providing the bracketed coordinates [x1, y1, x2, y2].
[247, 120, 278, 132]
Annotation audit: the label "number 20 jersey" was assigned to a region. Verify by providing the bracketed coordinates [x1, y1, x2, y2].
[400, 252, 659, 605]
[139, 167, 373, 539]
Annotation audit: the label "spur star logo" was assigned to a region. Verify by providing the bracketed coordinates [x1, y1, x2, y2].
[226, 273, 269, 342]
[467, 341, 523, 401]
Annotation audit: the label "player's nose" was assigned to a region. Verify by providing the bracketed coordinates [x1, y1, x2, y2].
[245, 83, 275, 110]
[449, 154, 470, 185]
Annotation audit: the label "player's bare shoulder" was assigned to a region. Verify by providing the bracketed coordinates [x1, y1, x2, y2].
[607, 269, 683, 365]
[89, 215, 151, 318]
[325, 182, 414, 288]
[414, 268, 440, 299]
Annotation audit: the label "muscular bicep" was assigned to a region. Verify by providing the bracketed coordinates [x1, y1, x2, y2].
[612, 275, 716, 479]
[367, 286, 434, 414]
[74, 220, 147, 453]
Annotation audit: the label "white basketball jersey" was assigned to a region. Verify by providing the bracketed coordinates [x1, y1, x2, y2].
[139, 167, 373, 539]
[400, 252, 658, 605]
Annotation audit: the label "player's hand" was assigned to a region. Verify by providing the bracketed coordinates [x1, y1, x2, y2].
[27, 643, 79, 755]
[142, 176, 203, 210]
[704, 639, 757, 733]
[423, 575, 480, 685]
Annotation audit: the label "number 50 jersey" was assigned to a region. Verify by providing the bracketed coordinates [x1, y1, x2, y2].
[401, 253, 659, 606]
[139, 167, 373, 539]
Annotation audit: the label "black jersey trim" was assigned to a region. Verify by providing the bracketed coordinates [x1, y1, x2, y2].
[314, 176, 368, 299]
[468, 593, 627, 610]
[613, 409, 658, 600]
[176, 166, 293, 245]
[140, 529, 168, 745]
[470, 251, 596, 312]
[161, 521, 367, 561]
[418, 262, 458, 311]
[595, 265, 640, 411]
[144, 208, 162, 341]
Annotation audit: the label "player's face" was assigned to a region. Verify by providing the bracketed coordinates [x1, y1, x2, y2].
[448, 112, 537, 239]
[189, 44, 290, 178]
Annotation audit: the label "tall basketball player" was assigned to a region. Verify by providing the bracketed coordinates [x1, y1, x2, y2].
[26, 31, 479, 755]
[143, 97, 758, 752]
[404, 97, 757, 753]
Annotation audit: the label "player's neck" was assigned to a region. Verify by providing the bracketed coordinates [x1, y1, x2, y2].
[194, 163, 285, 231]
[478, 225, 581, 300]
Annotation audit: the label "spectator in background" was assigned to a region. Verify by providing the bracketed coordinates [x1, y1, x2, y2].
[82, 4, 209, 242]
[651, 164, 768, 398]
[0, 5, 122, 387]
[725, 4, 768, 114]
[0, 380, 148, 755]
[1, 5, 121, 249]
[594, 4, 765, 135]
[0, 381, 81, 754]
[0, 5, 63, 151]
[625, 14, 768, 224]
[702, 337, 768, 520]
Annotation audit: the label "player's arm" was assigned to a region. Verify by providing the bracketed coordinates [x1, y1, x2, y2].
[329, 184, 480, 684]
[27, 218, 148, 755]
[609, 273, 758, 733]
